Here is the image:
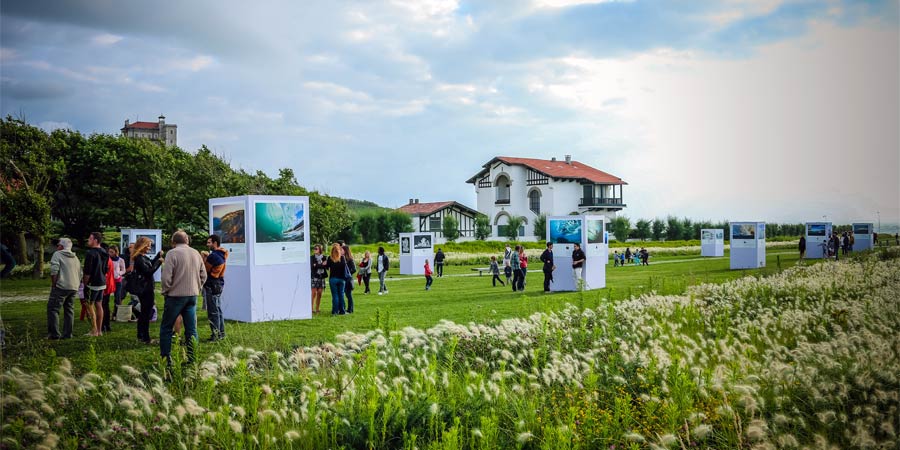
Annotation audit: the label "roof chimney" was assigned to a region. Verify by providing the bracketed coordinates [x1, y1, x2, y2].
[158, 115, 165, 127]
[551, 157, 556, 162]
[409, 198, 414, 204]
[564, 154, 572, 165]
[415, 199, 419, 204]
[124, 119, 130, 127]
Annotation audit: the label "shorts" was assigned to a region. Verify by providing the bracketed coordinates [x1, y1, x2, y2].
[311, 278, 325, 289]
[86, 288, 105, 302]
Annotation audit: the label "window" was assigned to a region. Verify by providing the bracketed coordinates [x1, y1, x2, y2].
[528, 189, 541, 215]
[429, 216, 441, 231]
[495, 175, 510, 203]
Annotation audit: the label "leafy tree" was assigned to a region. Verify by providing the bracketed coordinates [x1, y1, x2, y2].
[355, 213, 380, 243]
[533, 214, 547, 239]
[634, 219, 651, 241]
[651, 218, 666, 241]
[387, 211, 413, 241]
[665, 216, 683, 241]
[504, 216, 525, 241]
[679, 217, 694, 241]
[442, 215, 460, 242]
[610, 216, 631, 243]
[474, 214, 491, 240]
[308, 192, 352, 246]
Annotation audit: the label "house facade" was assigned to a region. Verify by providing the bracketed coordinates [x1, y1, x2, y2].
[466, 156, 627, 239]
[397, 199, 479, 242]
[121, 115, 177, 147]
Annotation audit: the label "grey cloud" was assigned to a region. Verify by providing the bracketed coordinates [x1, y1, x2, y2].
[0, 78, 70, 100]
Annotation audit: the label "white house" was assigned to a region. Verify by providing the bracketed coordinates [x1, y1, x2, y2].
[397, 199, 480, 242]
[466, 156, 627, 239]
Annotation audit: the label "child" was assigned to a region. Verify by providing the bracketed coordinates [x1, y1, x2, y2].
[633, 252, 641, 266]
[490, 256, 504, 286]
[503, 260, 513, 285]
[613, 250, 620, 267]
[424, 259, 433, 291]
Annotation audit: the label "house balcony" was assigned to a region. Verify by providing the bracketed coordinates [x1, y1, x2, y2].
[579, 197, 625, 208]
[495, 198, 510, 205]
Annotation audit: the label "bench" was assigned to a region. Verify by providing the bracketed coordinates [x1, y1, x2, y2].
[471, 267, 491, 276]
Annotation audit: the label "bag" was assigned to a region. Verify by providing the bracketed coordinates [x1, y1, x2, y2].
[206, 280, 224, 296]
[343, 258, 352, 279]
[124, 271, 146, 295]
[114, 305, 132, 322]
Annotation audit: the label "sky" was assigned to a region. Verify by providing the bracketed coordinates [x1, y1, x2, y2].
[1, 0, 898, 225]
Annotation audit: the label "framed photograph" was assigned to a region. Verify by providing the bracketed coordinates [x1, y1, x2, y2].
[212, 203, 246, 243]
[549, 219, 582, 244]
[807, 223, 827, 237]
[586, 219, 604, 244]
[853, 224, 871, 234]
[401, 237, 411, 254]
[731, 224, 755, 240]
[255, 202, 305, 243]
[413, 234, 432, 249]
[701, 230, 714, 241]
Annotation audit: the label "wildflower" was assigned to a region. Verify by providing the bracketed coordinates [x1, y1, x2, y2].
[624, 432, 645, 443]
[284, 430, 300, 441]
[691, 424, 712, 440]
[228, 420, 242, 433]
[516, 432, 533, 443]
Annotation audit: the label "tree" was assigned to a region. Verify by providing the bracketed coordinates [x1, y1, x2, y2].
[308, 192, 352, 245]
[504, 216, 525, 241]
[651, 218, 665, 241]
[610, 216, 631, 243]
[533, 214, 547, 239]
[387, 211, 413, 241]
[634, 219, 651, 241]
[442, 215, 460, 242]
[1, 117, 64, 277]
[474, 214, 491, 240]
[680, 217, 694, 241]
[665, 215, 683, 241]
[356, 213, 379, 243]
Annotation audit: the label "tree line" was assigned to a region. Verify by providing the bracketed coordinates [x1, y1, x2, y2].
[608, 216, 806, 243]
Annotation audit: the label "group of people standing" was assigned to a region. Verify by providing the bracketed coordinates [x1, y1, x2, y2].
[46, 231, 228, 368]
[311, 243, 390, 316]
[612, 247, 649, 266]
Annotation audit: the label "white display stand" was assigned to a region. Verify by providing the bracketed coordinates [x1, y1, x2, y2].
[729, 222, 766, 270]
[804, 222, 832, 259]
[851, 223, 874, 252]
[209, 195, 310, 323]
[399, 232, 434, 275]
[119, 228, 163, 282]
[547, 215, 606, 291]
[700, 229, 725, 257]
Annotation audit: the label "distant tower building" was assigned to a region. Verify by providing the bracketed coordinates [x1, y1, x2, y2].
[121, 114, 177, 146]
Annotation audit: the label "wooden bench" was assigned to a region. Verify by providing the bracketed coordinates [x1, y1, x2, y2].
[471, 267, 491, 276]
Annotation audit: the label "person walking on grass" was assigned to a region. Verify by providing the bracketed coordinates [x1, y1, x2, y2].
[130, 237, 162, 344]
[540, 242, 555, 293]
[203, 235, 228, 342]
[424, 259, 434, 290]
[504, 259, 512, 285]
[518, 246, 528, 290]
[489, 256, 505, 287]
[342, 245, 356, 314]
[376, 246, 390, 295]
[799, 236, 806, 260]
[310, 244, 327, 314]
[82, 232, 109, 337]
[47, 238, 80, 340]
[327, 243, 348, 314]
[101, 245, 116, 333]
[613, 250, 620, 267]
[572, 243, 586, 290]
[434, 248, 445, 277]
[160, 231, 206, 367]
[359, 251, 372, 294]
[510, 246, 522, 292]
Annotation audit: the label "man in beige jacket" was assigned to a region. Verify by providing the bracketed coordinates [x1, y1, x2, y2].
[160, 231, 206, 366]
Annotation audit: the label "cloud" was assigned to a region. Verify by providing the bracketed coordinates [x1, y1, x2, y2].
[38, 120, 73, 132]
[0, 78, 70, 100]
[91, 33, 122, 45]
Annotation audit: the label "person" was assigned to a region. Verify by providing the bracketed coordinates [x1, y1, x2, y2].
[434, 248, 445, 277]
[624, 247, 632, 264]
[799, 236, 806, 259]
[873, 232, 878, 245]
[518, 246, 528, 291]
[110, 246, 126, 306]
[503, 244, 512, 267]
[327, 243, 348, 314]
[342, 245, 356, 313]
[0, 243, 16, 278]
[160, 231, 206, 366]
[101, 245, 116, 333]
[503, 259, 513, 285]
[613, 250, 620, 267]
[633, 251, 641, 266]
[833, 234, 841, 260]
[540, 242, 554, 293]
[895, 233, 899, 245]
[82, 232, 109, 337]
[359, 251, 372, 294]
[47, 238, 80, 340]
[203, 235, 228, 342]
[510, 246, 522, 292]
[641, 248, 649, 266]
[310, 245, 328, 313]
[572, 243, 586, 289]
[130, 237, 163, 343]
[820, 237, 830, 258]
[424, 259, 433, 290]
[376, 246, 389, 295]
[489, 256, 504, 287]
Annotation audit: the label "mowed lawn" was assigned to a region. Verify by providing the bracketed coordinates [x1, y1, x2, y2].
[0, 250, 802, 375]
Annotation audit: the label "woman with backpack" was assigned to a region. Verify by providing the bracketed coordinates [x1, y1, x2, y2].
[129, 236, 163, 344]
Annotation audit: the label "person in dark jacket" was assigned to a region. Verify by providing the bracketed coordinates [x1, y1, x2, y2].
[82, 232, 109, 336]
[327, 244, 348, 315]
[310, 245, 328, 314]
[434, 249, 445, 277]
[203, 235, 228, 342]
[376, 247, 390, 295]
[799, 236, 806, 259]
[572, 243, 586, 290]
[130, 236, 163, 344]
[540, 242, 554, 292]
[342, 245, 356, 314]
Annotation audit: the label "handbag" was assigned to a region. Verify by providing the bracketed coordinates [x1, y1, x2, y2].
[343, 258, 352, 279]
[123, 270, 146, 295]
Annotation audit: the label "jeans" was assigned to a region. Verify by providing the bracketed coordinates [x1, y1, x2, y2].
[160, 295, 198, 364]
[47, 287, 76, 338]
[329, 277, 346, 314]
[362, 273, 371, 293]
[204, 286, 225, 339]
[101, 293, 112, 331]
[436, 262, 444, 277]
[543, 269, 553, 292]
[492, 274, 504, 286]
[344, 277, 355, 313]
[378, 271, 387, 293]
[425, 275, 433, 289]
[137, 288, 155, 342]
[512, 269, 523, 291]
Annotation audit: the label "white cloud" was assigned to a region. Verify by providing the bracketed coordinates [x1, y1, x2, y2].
[38, 121, 73, 132]
[91, 33, 123, 45]
[532, 0, 633, 9]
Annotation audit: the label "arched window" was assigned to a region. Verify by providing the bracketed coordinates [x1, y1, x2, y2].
[528, 189, 541, 215]
[495, 175, 510, 204]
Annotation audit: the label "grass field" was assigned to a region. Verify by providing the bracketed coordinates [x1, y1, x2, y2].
[0, 250, 801, 376]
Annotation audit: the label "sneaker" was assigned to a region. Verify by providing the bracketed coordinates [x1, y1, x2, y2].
[378, 292, 383, 296]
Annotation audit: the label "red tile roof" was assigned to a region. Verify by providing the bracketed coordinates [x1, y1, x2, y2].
[467, 156, 627, 185]
[398, 201, 477, 216]
[122, 121, 160, 130]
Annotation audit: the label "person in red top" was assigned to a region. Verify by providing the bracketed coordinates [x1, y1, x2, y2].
[101, 244, 117, 333]
[424, 259, 433, 291]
